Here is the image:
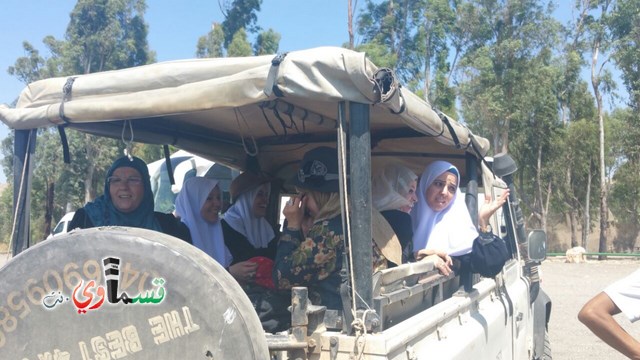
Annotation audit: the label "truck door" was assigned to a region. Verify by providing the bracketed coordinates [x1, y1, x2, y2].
[497, 189, 534, 360]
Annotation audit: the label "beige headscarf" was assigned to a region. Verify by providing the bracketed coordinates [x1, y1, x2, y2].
[371, 210, 402, 266]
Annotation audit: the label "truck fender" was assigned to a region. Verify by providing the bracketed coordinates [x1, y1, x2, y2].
[532, 288, 552, 359]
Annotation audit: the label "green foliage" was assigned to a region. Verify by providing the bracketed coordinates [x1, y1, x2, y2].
[133, 144, 167, 164]
[4, 0, 154, 243]
[65, 0, 153, 74]
[196, 2, 279, 59]
[196, 23, 225, 58]
[457, 0, 561, 152]
[221, 0, 262, 48]
[355, 41, 397, 69]
[1, 135, 13, 182]
[254, 28, 281, 55]
[0, 183, 14, 247]
[609, 108, 640, 250]
[609, 0, 640, 109]
[356, 0, 460, 108]
[227, 28, 253, 57]
[7, 42, 45, 84]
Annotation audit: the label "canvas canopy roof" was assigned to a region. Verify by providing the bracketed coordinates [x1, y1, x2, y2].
[0, 46, 489, 178]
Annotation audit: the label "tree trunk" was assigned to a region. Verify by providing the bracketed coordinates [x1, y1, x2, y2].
[84, 134, 97, 203]
[423, 30, 431, 103]
[582, 161, 592, 249]
[591, 38, 609, 259]
[387, 1, 396, 54]
[348, 0, 355, 49]
[569, 210, 579, 248]
[536, 143, 546, 229]
[543, 180, 550, 232]
[565, 166, 578, 247]
[43, 180, 55, 237]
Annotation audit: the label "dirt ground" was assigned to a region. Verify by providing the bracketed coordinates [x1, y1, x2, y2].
[542, 258, 640, 359]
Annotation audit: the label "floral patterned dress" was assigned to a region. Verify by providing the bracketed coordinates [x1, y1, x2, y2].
[274, 216, 345, 310]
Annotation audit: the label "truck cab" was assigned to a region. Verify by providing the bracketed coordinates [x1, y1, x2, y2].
[0, 46, 550, 359]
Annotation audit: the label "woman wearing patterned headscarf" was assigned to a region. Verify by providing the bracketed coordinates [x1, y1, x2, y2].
[277, 146, 345, 309]
[68, 156, 191, 243]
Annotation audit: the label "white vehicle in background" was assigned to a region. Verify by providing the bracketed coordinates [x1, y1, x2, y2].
[46, 211, 75, 239]
[147, 149, 239, 213]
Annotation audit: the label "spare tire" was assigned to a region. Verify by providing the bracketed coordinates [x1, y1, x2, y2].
[0, 227, 270, 359]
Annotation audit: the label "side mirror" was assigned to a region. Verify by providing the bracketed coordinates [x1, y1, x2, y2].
[527, 230, 547, 262]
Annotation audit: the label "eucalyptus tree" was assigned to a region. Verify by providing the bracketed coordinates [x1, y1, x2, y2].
[455, 0, 560, 154]
[356, 0, 456, 111]
[554, 8, 601, 249]
[198, 1, 279, 58]
[608, 108, 640, 250]
[254, 28, 280, 55]
[0, 137, 14, 246]
[227, 28, 253, 57]
[561, 83, 599, 248]
[65, 0, 152, 74]
[357, 0, 418, 83]
[609, 0, 640, 109]
[0, 184, 13, 245]
[506, 49, 564, 234]
[197, 23, 225, 58]
[452, 0, 563, 235]
[220, 0, 262, 48]
[63, 0, 155, 206]
[6, 0, 155, 242]
[571, 0, 617, 257]
[608, 0, 640, 250]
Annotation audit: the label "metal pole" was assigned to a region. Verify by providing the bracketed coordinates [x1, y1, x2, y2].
[465, 154, 479, 226]
[12, 129, 37, 255]
[463, 154, 479, 291]
[349, 102, 373, 309]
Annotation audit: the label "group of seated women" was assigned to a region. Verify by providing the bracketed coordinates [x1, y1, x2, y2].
[66, 149, 509, 329]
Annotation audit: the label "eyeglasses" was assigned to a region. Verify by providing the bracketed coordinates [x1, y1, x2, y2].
[107, 176, 143, 186]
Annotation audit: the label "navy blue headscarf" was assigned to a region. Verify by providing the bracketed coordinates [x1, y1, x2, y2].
[83, 156, 161, 231]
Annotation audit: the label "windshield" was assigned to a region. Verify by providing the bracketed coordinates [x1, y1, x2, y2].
[52, 221, 66, 235]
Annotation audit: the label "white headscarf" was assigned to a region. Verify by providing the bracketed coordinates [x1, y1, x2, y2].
[175, 177, 232, 267]
[411, 161, 478, 256]
[223, 183, 275, 249]
[372, 163, 418, 212]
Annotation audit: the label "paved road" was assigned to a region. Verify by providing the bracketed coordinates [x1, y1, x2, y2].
[542, 258, 640, 360]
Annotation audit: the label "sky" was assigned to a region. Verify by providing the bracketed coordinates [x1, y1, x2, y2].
[0, 0, 360, 183]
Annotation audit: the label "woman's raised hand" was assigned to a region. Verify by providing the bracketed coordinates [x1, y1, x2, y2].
[282, 195, 308, 229]
[479, 189, 510, 226]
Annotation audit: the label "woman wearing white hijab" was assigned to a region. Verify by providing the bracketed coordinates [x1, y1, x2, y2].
[411, 160, 508, 275]
[221, 172, 292, 333]
[175, 177, 232, 267]
[221, 171, 278, 284]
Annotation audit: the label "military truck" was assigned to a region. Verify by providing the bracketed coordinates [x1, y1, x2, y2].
[0, 47, 551, 359]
